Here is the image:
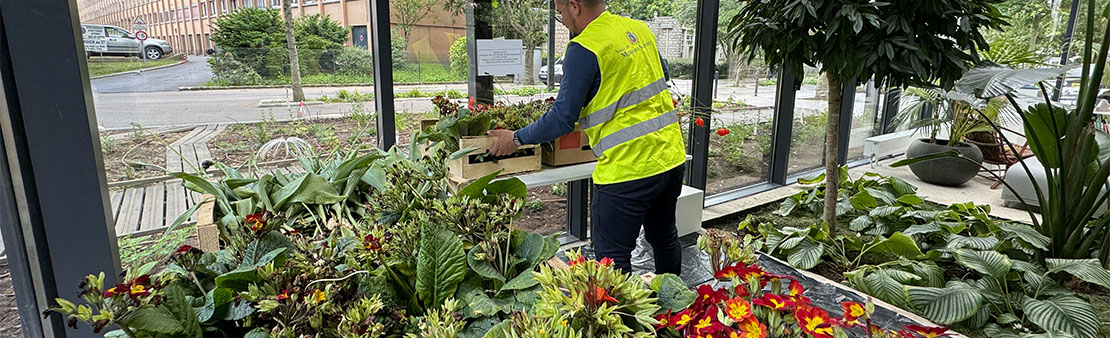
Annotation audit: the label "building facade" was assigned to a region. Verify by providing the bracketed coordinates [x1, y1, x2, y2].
[77, 0, 465, 63]
[549, 15, 700, 61]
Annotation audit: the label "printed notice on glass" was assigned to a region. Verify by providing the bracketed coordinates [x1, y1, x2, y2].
[476, 39, 523, 76]
[82, 26, 108, 53]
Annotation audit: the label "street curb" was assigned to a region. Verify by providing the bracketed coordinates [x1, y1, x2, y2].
[178, 81, 468, 91]
[257, 100, 326, 108]
[89, 56, 189, 80]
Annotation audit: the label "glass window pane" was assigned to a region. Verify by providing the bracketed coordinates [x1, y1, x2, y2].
[786, 68, 830, 176]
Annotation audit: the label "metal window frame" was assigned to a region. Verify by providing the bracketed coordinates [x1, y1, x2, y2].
[0, 1, 122, 337]
[369, 0, 395, 150]
[684, 0, 719, 190]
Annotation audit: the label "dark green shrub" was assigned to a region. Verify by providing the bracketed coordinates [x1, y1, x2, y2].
[335, 47, 374, 75]
[208, 52, 263, 86]
[449, 36, 467, 77]
[666, 58, 731, 79]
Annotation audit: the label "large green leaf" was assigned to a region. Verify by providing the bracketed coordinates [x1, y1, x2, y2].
[651, 273, 696, 313]
[514, 232, 547, 269]
[416, 225, 468, 309]
[998, 223, 1051, 250]
[458, 282, 502, 319]
[787, 240, 824, 270]
[468, 246, 506, 282]
[956, 249, 1011, 278]
[905, 282, 984, 324]
[1023, 295, 1100, 338]
[270, 173, 346, 209]
[850, 190, 878, 209]
[500, 271, 539, 291]
[195, 287, 233, 323]
[485, 178, 527, 199]
[953, 64, 1073, 98]
[947, 234, 1000, 251]
[846, 269, 906, 307]
[162, 285, 202, 338]
[870, 232, 924, 258]
[119, 307, 186, 334]
[1024, 103, 1069, 168]
[458, 170, 502, 199]
[849, 215, 874, 232]
[1046, 258, 1110, 289]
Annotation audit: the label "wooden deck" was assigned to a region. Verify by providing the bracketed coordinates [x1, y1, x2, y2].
[111, 123, 308, 237]
[110, 165, 306, 237]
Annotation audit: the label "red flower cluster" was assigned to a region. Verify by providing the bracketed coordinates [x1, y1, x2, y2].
[102, 275, 155, 300]
[657, 262, 953, 338]
[364, 234, 382, 251]
[245, 212, 268, 233]
[567, 256, 615, 268]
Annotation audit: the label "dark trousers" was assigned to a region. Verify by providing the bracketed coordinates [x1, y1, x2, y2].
[591, 164, 684, 275]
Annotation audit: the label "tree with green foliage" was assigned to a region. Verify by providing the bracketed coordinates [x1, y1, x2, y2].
[675, 0, 744, 86]
[210, 8, 286, 77]
[982, 0, 1059, 55]
[727, 0, 1006, 232]
[493, 0, 548, 85]
[607, 0, 676, 21]
[392, 0, 440, 54]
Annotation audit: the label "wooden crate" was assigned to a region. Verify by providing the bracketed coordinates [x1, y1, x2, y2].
[195, 195, 220, 252]
[543, 129, 596, 166]
[420, 118, 440, 131]
[449, 135, 542, 180]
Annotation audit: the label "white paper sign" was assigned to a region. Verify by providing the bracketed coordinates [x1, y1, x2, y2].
[82, 26, 108, 53]
[476, 39, 523, 76]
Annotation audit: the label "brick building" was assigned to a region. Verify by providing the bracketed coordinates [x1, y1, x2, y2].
[77, 0, 465, 63]
[549, 15, 700, 61]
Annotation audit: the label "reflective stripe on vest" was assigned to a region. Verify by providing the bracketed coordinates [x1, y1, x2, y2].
[577, 77, 668, 130]
[591, 109, 678, 157]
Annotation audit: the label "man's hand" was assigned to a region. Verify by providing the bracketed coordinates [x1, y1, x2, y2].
[487, 129, 519, 157]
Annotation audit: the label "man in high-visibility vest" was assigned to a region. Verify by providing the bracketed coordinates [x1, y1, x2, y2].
[488, 0, 686, 275]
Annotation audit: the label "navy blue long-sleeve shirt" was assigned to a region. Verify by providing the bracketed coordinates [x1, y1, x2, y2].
[515, 42, 669, 145]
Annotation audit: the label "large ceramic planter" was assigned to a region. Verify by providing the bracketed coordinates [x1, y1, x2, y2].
[905, 138, 983, 186]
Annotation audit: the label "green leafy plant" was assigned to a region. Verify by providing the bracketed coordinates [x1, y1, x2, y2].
[532, 250, 661, 337]
[727, 0, 1006, 234]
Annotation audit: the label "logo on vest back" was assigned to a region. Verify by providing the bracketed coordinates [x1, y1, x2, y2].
[626, 31, 638, 44]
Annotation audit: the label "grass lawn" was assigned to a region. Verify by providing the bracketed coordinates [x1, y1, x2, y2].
[205, 62, 469, 86]
[87, 57, 182, 77]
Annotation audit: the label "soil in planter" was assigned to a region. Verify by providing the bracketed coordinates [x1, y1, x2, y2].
[0, 264, 23, 337]
[101, 130, 191, 183]
[209, 117, 377, 167]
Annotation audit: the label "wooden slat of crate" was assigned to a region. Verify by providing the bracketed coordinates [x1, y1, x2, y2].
[449, 136, 541, 181]
[139, 184, 165, 232]
[115, 188, 145, 235]
[194, 195, 219, 252]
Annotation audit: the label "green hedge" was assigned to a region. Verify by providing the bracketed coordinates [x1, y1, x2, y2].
[666, 58, 731, 79]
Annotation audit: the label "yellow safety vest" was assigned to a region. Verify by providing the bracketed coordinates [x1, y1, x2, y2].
[572, 12, 686, 184]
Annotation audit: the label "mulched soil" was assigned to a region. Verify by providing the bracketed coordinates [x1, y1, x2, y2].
[0, 265, 22, 337]
[516, 186, 568, 236]
[209, 117, 378, 167]
[101, 130, 190, 183]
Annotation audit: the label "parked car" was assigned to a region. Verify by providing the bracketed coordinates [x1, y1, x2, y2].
[81, 24, 172, 60]
[539, 56, 563, 86]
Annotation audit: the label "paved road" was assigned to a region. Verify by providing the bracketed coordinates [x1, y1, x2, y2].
[91, 55, 213, 94]
[91, 75, 837, 130]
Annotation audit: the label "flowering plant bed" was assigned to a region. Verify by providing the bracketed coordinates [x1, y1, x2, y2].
[704, 170, 1110, 338]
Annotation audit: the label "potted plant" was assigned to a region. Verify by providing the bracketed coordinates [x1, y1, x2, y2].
[896, 88, 1002, 186]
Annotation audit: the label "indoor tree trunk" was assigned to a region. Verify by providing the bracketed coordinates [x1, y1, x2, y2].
[282, 0, 305, 102]
[822, 72, 843, 233]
